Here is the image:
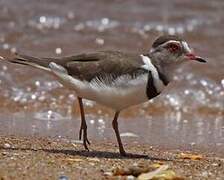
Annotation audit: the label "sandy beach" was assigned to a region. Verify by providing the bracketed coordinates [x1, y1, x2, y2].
[0, 135, 223, 179]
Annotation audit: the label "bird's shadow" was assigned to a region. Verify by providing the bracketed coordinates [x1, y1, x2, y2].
[0, 146, 171, 161]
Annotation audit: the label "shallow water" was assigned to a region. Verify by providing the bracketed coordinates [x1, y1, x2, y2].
[0, 0, 223, 156]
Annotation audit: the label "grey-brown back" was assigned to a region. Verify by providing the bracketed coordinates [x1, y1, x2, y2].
[12, 51, 148, 82]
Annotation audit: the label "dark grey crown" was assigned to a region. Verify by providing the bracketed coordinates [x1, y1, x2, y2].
[152, 35, 183, 49]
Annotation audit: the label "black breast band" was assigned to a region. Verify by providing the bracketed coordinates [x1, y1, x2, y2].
[146, 71, 160, 99]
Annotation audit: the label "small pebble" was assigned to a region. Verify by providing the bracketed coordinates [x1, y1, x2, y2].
[212, 163, 219, 167]
[201, 171, 208, 177]
[104, 172, 113, 176]
[127, 175, 135, 180]
[2, 152, 7, 155]
[58, 175, 69, 180]
[4, 143, 11, 148]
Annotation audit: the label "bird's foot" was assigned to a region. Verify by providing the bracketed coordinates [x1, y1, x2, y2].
[120, 151, 127, 156]
[79, 125, 90, 151]
[119, 148, 127, 156]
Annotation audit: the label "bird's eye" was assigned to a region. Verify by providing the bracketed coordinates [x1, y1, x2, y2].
[166, 43, 180, 53]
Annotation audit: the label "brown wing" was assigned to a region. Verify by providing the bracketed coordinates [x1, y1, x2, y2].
[7, 52, 101, 69]
[64, 51, 147, 82]
[8, 51, 147, 82]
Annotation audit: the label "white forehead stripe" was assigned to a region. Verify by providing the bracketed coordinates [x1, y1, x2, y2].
[140, 55, 165, 92]
[150, 40, 181, 53]
[164, 40, 180, 45]
[182, 41, 191, 53]
[150, 40, 192, 54]
[161, 40, 181, 47]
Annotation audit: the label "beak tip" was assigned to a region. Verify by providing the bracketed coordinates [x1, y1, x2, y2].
[196, 58, 207, 63]
[185, 54, 207, 63]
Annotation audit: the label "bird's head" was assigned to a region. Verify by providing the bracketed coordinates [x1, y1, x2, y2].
[149, 35, 206, 81]
[150, 35, 206, 66]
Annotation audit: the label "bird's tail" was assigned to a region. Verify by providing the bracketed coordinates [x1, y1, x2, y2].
[2, 53, 62, 72]
[1, 53, 75, 76]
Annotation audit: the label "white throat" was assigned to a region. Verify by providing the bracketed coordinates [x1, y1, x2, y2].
[140, 54, 166, 92]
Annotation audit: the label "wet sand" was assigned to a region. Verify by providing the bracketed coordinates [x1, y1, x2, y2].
[0, 105, 223, 158]
[0, 135, 223, 180]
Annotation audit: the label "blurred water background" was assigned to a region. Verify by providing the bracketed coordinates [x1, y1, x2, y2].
[0, 0, 223, 156]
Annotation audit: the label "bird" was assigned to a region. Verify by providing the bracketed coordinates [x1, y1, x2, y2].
[2, 35, 206, 156]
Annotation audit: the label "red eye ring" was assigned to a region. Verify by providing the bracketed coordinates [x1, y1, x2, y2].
[167, 43, 179, 52]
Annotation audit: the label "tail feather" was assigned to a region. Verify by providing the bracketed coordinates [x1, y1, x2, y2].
[13, 53, 51, 66]
[11, 59, 51, 72]
[2, 53, 76, 73]
[4, 53, 56, 72]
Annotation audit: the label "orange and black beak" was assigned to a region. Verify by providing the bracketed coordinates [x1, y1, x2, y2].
[185, 53, 207, 63]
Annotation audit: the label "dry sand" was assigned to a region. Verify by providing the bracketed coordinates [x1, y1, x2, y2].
[0, 135, 223, 180]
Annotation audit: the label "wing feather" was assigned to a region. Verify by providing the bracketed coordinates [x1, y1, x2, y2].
[7, 51, 147, 82]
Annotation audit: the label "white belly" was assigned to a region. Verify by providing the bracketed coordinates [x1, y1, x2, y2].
[80, 74, 149, 110]
[52, 70, 148, 111]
